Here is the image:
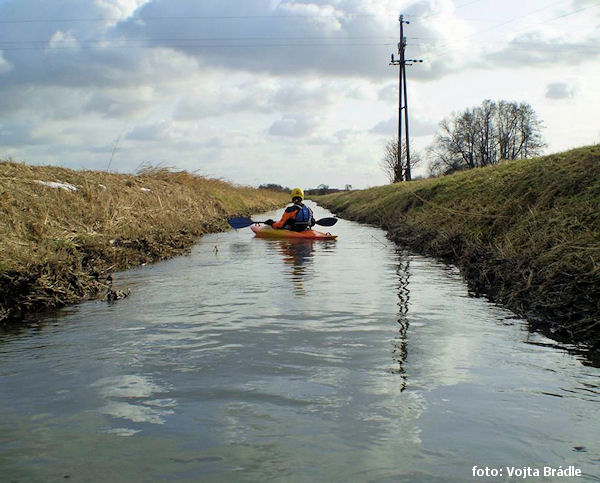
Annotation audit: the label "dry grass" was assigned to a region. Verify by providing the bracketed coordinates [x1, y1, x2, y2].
[0, 161, 288, 321]
[318, 145, 600, 351]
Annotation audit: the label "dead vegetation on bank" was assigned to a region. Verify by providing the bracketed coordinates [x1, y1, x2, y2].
[318, 145, 600, 352]
[0, 161, 288, 322]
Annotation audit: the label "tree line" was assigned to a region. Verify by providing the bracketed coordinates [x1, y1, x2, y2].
[258, 183, 351, 195]
[382, 99, 546, 181]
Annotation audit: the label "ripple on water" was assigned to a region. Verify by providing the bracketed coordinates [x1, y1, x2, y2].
[1, 203, 599, 482]
[91, 375, 176, 426]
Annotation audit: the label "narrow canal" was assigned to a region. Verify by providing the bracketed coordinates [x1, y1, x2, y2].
[1, 202, 598, 482]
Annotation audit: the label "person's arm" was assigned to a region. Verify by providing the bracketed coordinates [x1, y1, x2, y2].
[272, 206, 297, 229]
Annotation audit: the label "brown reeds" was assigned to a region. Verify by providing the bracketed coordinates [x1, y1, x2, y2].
[0, 161, 288, 321]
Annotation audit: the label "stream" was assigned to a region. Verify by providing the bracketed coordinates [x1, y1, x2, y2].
[1, 202, 598, 482]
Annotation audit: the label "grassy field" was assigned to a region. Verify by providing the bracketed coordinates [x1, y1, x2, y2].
[318, 145, 600, 352]
[0, 161, 288, 322]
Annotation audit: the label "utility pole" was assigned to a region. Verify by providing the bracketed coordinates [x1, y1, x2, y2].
[389, 15, 422, 181]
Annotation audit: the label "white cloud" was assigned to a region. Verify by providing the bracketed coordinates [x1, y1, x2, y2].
[370, 115, 436, 136]
[94, 0, 152, 23]
[86, 86, 157, 118]
[483, 34, 600, 69]
[0, 123, 52, 146]
[0, 51, 14, 74]
[109, 0, 409, 79]
[268, 114, 318, 137]
[545, 82, 576, 100]
[0, 0, 599, 188]
[126, 121, 171, 141]
[47, 30, 80, 50]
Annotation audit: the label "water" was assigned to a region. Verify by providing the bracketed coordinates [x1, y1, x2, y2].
[1, 202, 598, 482]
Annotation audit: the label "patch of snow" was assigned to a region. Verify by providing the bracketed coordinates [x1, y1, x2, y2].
[34, 180, 78, 191]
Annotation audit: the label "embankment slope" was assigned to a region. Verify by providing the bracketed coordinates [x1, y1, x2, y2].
[0, 162, 288, 322]
[318, 145, 600, 352]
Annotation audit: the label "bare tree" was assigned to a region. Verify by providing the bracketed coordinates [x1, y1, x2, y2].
[516, 102, 545, 159]
[381, 137, 422, 183]
[497, 100, 519, 161]
[428, 100, 545, 176]
[476, 99, 497, 166]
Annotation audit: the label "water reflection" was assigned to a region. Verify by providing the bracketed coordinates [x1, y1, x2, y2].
[391, 250, 410, 391]
[0, 309, 76, 344]
[91, 375, 176, 429]
[267, 240, 316, 295]
[2, 208, 600, 482]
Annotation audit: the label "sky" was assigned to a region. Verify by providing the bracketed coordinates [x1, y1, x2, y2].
[0, 0, 599, 189]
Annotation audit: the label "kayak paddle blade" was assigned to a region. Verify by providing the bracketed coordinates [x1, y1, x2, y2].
[229, 216, 337, 229]
[315, 217, 338, 227]
[228, 217, 255, 229]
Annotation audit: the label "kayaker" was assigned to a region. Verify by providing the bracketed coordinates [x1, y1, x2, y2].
[265, 187, 316, 231]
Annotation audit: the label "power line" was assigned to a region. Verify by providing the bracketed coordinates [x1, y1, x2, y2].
[417, 1, 598, 60]
[0, 0, 489, 25]
[3, 31, 595, 49]
[0, 3, 595, 58]
[405, 0, 490, 21]
[0, 12, 390, 24]
[421, 0, 569, 59]
[0, 42, 396, 52]
[2, 39, 595, 55]
[517, 2, 600, 28]
[408, 37, 598, 50]
[0, 35, 396, 45]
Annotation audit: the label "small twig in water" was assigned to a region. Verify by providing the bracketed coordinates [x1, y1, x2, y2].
[370, 234, 389, 247]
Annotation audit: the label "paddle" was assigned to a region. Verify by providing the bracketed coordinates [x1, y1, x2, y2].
[228, 216, 338, 230]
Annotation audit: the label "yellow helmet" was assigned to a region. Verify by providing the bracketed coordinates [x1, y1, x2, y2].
[290, 187, 304, 201]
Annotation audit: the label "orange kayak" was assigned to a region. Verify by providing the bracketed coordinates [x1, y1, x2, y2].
[250, 224, 337, 240]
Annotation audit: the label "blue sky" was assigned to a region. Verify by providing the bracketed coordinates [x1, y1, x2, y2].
[1, 0, 598, 188]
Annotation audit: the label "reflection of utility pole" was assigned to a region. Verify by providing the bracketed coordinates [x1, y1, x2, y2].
[393, 250, 410, 391]
[389, 15, 422, 181]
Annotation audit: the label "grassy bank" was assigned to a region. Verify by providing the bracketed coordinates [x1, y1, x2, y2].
[0, 161, 288, 322]
[318, 145, 600, 352]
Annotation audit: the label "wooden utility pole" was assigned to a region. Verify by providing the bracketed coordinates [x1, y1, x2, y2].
[389, 15, 422, 181]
